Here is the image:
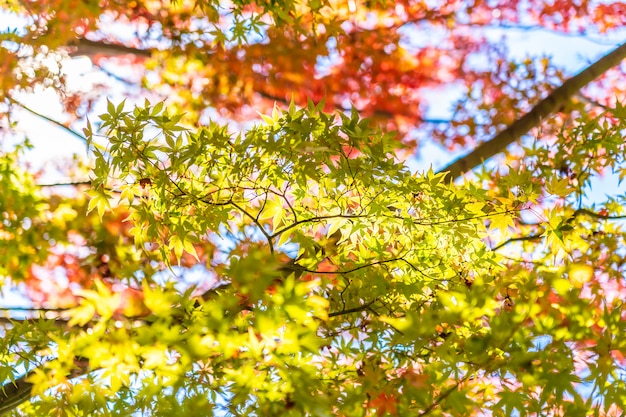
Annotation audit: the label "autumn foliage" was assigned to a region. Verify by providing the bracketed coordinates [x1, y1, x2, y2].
[1, 0, 626, 416]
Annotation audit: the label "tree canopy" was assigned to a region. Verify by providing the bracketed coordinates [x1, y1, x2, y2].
[1, 0, 626, 416]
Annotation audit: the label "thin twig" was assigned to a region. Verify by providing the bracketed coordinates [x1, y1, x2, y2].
[328, 298, 378, 318]
[6, 96, 87, 143]
[572, 208, 626, 220]
[37, 180, 92, 187]
[492, 232, 545, 251]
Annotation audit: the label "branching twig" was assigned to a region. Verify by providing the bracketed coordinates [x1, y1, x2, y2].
[492, 208, 626, 250]
[574, 93, 613, 112]
[283, 258, 402, 276]
[271, 208, 520, 240]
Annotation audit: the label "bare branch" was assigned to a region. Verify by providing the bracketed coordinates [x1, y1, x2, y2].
[572, 208, 626, 221]
[328, 298, 378, 317]
[439, 42, 626, 179]
[67, 39, 152, 58]
[37, 181, 91, 187]
[492, 232, 545, 251]
[6, 96, 87, 143]
[0, 373, 35, 416]
[0, 360, 91, 415]
[574, 93, 613, 111]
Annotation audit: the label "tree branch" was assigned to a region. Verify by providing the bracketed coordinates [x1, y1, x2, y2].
[6, 96, 87, 143]
[37, 180, 92, 187]
[328, 298, 378, 318]
[419, 379, 464, 416]
[67, 38, 152, 58]
[0, 360, 91, 416]
[572, 208, 626, 220]
[0, 373, 35, 416]
[491, 208, 626, 250]
[439, 42, 626, 179]
[492, 232, 545, 251]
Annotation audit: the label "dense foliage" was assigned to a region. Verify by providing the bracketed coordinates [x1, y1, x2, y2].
[1, 0, 626, 416]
